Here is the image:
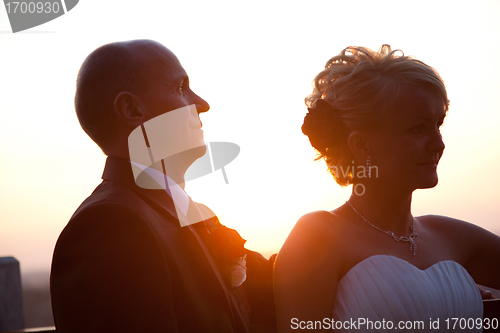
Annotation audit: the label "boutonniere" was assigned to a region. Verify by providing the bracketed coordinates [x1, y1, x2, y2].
[209, 226, 247, 288]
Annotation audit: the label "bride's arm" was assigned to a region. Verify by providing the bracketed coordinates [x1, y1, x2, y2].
[430, 215, 500, 290]
[274, 211, 343, 333]
[460, 221, 500, 290]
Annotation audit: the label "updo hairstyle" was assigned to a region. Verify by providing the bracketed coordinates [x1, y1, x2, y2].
[302, 45, 449, 186]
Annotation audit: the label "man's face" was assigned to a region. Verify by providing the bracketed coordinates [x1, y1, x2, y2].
[127, 43, 210, 185]
[139, 48, 209, 127]
[136, 45, 210, 154]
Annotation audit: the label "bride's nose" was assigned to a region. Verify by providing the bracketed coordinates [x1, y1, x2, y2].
[428, 128, 445, 155]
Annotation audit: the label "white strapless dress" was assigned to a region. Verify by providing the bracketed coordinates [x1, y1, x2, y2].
[332, 255, 483, 332]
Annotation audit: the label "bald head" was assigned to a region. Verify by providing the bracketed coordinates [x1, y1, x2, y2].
[74, 39, 180, 153]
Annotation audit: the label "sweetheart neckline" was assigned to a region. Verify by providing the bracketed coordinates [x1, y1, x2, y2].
[340, 254, 468, 284]
[333, 254, 483, 330]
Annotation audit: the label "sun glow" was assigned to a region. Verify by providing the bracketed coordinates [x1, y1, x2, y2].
[1, 0, 500, 272]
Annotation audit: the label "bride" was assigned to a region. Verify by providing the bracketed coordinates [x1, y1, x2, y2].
[274, 45, 500, 332]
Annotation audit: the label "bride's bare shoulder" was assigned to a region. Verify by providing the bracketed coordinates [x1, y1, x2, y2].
[418, 214, 497, 241]
[419, 214, 482, 230]
[296, 209, 338, 223]
[280, 209, 348, 253]
[293, 209, 345, 233]
[275, 209, 346, 280]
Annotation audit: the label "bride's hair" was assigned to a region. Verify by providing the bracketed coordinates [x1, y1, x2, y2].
[302, 44, 449, 186]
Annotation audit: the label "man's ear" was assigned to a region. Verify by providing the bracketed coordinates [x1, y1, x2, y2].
[114, 91, 146, 127]
[347, 131, 369, 160]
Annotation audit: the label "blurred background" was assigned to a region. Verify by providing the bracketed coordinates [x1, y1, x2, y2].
[1, 0, 499, 327]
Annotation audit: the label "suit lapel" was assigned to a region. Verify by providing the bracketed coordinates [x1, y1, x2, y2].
[101, 156, 250, 333]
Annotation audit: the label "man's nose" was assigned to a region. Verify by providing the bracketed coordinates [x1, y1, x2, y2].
[193, 93, 209, 114]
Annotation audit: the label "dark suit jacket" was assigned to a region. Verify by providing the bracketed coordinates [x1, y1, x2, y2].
[50, 157, 275, 333]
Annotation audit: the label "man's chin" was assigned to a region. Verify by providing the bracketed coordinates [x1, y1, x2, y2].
[163, 145, 207, 169]
[195, 144, 207, 158]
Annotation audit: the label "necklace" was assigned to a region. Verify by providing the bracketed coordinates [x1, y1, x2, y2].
[346, 201, 418, 256]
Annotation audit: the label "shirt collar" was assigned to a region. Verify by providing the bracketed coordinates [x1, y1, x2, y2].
[102, 156, 210, 227]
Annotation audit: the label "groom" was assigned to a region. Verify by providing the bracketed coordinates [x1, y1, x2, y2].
[50, 39, 275, 333]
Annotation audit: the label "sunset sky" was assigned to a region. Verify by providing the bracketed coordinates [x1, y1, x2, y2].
[1, 0, 499, 274]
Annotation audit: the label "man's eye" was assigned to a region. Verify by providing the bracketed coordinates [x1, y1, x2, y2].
[178, 85, 184, 94]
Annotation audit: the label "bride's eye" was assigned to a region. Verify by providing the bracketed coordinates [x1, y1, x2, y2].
[411, 125, 424, 134]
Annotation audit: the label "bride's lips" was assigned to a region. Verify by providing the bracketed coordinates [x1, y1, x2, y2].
[417, 161, 438, 167]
